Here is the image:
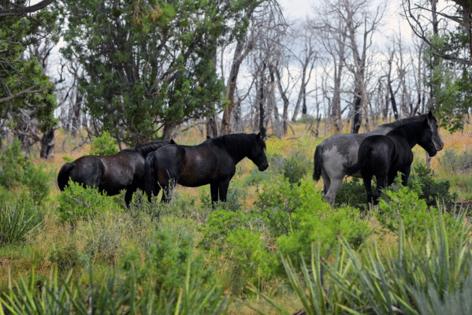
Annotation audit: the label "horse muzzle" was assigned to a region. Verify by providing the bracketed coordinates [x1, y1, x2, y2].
[428, 148, 438, 157]
[258, 162, 269, 171]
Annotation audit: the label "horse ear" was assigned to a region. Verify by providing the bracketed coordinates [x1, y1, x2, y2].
[169, 139, 176, 144]
[427, 110, 434, 119]
[258, 127, 267, 140]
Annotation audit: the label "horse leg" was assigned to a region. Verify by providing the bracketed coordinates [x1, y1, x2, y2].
[210, 182, 219, 205]
[125, 187, 136, 208]
[218, 178, 231, 202]
[363, 173, 374, 204]
[321, 170, 331, 196]
[325, 177, 342, 205]
[400, 166, 411, 186]
[374, 174, 388, 205]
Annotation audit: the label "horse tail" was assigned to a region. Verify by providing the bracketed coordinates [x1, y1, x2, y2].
[313, 145, 323, 181]
[57, 162, 75, 190]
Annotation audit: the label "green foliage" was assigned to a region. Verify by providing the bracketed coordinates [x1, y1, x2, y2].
[409, 163, 457, 207]
[255, 175, 301, 213]
[427, 33, 471, 131]
[334, 178, 367, 208]
[378, 185, 433, 236]
[273, 179, 369, 261]
[61, 0, 265, 143]
[149, 219, 198, 290]
[57, 182, 119, 224]
[0, 190, 43, 245]
[201, 210, 252, 250]
[0, 140, 50, 204]
[0, 6, 59, 137]
[263, 213, 472, 315]
[378, 183, 458, 238]
[90, 131, 118, 155]
[224, 229, 277, 293]
[49, 243, 82, 271]
[282, 151, 311, 185]
[0, 263, 228, 315]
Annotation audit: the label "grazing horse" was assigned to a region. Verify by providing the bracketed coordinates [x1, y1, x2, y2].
[346, 112, 443, 204]
[57, 140, 174, 206]
[144, 131, 269, 203]
[313, 115, 437, 204]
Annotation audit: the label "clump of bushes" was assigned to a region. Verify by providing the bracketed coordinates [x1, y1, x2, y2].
[57, 182, 119, 224]
[201, 210, 277, 293]
[409, 163, 457, 207]
[90, 131, 118, 155]
[282, 151, 311, 184]
[335, 178, 367, 208]
[276, 179, 370, 261]
[0, 140, 50, 204]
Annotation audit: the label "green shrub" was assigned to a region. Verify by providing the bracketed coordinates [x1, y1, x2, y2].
[224, 228, 277, 293]
[276, 179, 369, 261]
[200, 210, 252, 250]
[377, 184, 459, 237]
[0, 140, 50, 204]
[282, 151, 310, 185]
[149, 219, 198, 290]
[255, 176, 301, 213]
[410, 163, 457, 207]
[0, 191, 43, 245]
[57, 182, 119, 224]
[90, 131, 118, 155]
[334, 178, 367, 208]
[49, 242, 82, 271]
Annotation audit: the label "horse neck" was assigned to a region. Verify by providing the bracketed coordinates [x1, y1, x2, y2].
[214, 135, 251, 163]
[388, 119, 425, 148]
[135, 142, 166, 156]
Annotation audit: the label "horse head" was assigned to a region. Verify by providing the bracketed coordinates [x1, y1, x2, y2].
[419, 111, 444, 157]
[248, 131, 269, 171]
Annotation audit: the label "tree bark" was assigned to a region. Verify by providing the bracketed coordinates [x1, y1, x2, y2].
[40, 128, 55, 159]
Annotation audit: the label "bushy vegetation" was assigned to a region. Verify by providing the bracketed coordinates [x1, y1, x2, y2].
[0, 133, 471, 313]
[57, 182, 119, 224]
[90, 131, 119, 156]
[0, 140, 50, 204]
[264, 213, 472, 315]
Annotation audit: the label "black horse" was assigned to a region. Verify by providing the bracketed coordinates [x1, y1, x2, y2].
[57, 140, 174, 206]
[145, 131, 269, 203]
[347, 112, 444, 204]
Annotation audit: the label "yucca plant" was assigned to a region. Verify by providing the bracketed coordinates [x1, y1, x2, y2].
[262, 210, 472, 315]
[0, 260, 228, 315]
[0, 195, 42, 245]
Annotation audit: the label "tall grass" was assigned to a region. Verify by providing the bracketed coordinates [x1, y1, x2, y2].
[0, 260, 228, 315]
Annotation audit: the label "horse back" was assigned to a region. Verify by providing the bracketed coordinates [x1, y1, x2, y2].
[67, 156, 105, 188]
[99, 151, 145, 191]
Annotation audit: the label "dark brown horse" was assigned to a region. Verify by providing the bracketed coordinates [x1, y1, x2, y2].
[57, 140, 174, 206]
[346, 112, 444, 204]
[145, 131, 269, 203]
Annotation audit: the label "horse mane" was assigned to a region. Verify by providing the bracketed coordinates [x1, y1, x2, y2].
[134, 140, 171, 156]
[380, 114, 427, 129]
[210, 133, 257, 160]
